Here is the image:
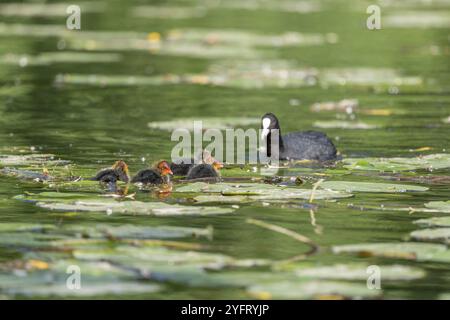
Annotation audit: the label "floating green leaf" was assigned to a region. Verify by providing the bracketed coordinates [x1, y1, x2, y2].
[177, 182, 352, 200]
[64, 224, 213, 240]
[320, 67, 422, 87]
[16, 191, 235, 216]
[0, 154, 70, 166]
[38, 200, 234, 216]
[385, 11, 450, 28]
[248, 280, 380, 299]
[0, 261, 159, 297]
[321, 181, 428, 193]
[332, 242, 449, 262]
[343, 154, 450, 172]
[194, 195, 249, 204]
[293, 264, 425, 281]
[414, 217, 450, 227]
[0, 223, 56, 233]
[424, 201, 450, 212]
[313, 121, 378, 129]
[0, 52, 121, 67]
[148, 117, 259, 131]
[410, 228, 450, 244]
[0, 3, 105, 17]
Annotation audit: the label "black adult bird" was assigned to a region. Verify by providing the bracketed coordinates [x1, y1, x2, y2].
[131, 160, 173, 184]
[90, 160, 130, 183]
[260, 113, 337, 161]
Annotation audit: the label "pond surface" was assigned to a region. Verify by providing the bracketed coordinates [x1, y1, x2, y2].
[0, 0, 449, 299]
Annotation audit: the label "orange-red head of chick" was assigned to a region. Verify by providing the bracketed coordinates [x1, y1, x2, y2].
[156, 160, 173, 176]
[112, 160, 130, 183]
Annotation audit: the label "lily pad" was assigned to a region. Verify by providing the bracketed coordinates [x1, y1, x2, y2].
[332, 242, 449, 262]
[0, 3, 105, 17]
[385, 11, 450, 28]
[0, 259, 160, 297]
[148, 117, 259, 131]
[320, 68, 423, 87]
[73, 246, 232, 269]
[313, 121, 378, 129]
[414, 217, 450, 227]
[0, 223, 56, 233]
[166, 28, 333, 48]
[131, 6, 207, 19]
[343, 154, 450, 172]
[0, 154, 70, 166]
[194, 195, 249, 204]
[177, 182, 353, 200]
[410, 228, 450, 244]
[0, 232, 70, 248]
[439, 293, 450, 300]
[16, 192, 235, 216]
[6, 282, 161, 298]
[293, 264, 425, 281]
[0, 168, 51, 181]
[248, 280, 380, 299]
[0, 52, 121, 67]
[38, 200, 233, 216]
[424, 201, 450, 212]
[210, 0, 322, 14]
[321, 181, 428, 193]
[64, 224, 213, 240]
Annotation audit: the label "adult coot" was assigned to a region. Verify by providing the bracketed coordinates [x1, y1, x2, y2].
[260, 113, 337, 161]
[90, 160, 130, 183]
[131, 160, 173, 184]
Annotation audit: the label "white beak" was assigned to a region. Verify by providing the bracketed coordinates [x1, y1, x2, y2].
[261, 128, 270, 140]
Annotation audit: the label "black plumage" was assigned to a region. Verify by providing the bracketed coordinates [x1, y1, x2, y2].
[186, 164, 219, 180]
[131, 169, 164, 184]
[261, 113, 337, 161]
[170, 158, 194, 176]
[91, 168, 129, 183]
[131, 160, 173, 185]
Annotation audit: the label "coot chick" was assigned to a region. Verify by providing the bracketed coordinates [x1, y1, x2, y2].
[260, 113, 337, 161]
[170, 150, 220, 176]
[131, 160, 173, 184]
[170, 158, 193, 176]
[90, 160, 130, 183]
[186, 161, 223, 180]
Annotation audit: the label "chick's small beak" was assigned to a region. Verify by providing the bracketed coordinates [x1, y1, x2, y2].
[213, 161, 224, 170]
[163, 167, 173, 176]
